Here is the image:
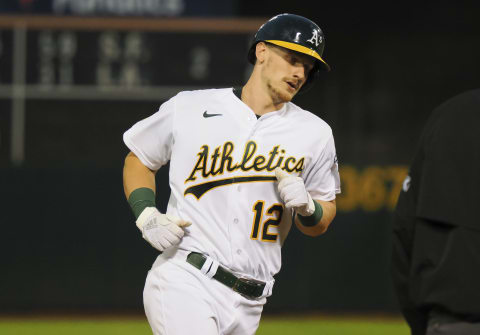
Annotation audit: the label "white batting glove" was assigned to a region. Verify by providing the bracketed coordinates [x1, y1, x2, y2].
[136, 207, 191, 252]
[275, 167, 315, 216]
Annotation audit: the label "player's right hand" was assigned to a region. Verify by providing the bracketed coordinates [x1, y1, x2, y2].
[135, 207, 191, 252]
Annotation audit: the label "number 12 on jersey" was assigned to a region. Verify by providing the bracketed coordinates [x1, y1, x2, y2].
[251, 201, 284, 242]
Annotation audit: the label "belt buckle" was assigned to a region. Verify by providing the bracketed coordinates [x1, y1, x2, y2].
[232, 277, 265, 299]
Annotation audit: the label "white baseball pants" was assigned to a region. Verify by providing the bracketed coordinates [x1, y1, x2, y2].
[143, 249, 266, 335]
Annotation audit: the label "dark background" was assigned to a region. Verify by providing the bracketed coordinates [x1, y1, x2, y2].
[1, 0, 479, 317]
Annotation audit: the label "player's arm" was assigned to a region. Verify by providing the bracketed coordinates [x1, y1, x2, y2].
[123, 151, 191, 252]
[294, 199, 336, 237]
[123, 151, 156, 201]
[123, 151, 159, 219]
[275, 168, 336, 237]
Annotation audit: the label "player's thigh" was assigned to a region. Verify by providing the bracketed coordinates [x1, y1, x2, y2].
[226, 295, 265, 335]
[144, 260, 219, 335]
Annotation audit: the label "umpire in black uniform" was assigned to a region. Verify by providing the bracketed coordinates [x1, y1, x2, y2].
[391, 89, 480, 335]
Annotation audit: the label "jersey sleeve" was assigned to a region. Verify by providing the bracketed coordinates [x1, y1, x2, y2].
[123, 96, 177, 171]
[302, 134, 341, 201]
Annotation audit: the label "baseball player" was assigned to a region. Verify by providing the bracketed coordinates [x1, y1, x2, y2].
[123, 13, 340, 335]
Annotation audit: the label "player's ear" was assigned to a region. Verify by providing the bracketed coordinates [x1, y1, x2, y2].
[255, 42, 268, 64]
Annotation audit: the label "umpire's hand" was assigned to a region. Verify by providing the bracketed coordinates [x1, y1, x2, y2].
[136, 207, 191, 252]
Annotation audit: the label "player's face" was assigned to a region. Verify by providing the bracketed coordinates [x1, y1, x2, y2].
[261, 44, 315, 103]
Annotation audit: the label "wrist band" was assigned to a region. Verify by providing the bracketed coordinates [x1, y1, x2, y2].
[128, 187, 156, 219]
[298, 200, 323, 227]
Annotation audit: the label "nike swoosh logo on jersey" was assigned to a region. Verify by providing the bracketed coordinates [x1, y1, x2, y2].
[184, 176, 277, 199]
[203, 111, 223, 118]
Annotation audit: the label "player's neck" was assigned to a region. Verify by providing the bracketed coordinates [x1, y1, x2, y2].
[242, 80, 285, 116]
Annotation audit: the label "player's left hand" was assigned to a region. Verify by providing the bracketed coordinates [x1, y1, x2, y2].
[275, 167, 315, 216]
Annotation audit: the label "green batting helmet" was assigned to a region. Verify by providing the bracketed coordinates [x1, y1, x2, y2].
[248, 13, 331, 91]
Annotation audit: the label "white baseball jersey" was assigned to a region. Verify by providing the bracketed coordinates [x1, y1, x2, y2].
[123, 88, 340, 283]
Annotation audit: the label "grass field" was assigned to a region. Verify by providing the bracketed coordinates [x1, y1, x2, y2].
[0, 315, 409, 335]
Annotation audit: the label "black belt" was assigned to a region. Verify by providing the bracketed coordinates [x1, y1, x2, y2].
[186, 252, 265, 299]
